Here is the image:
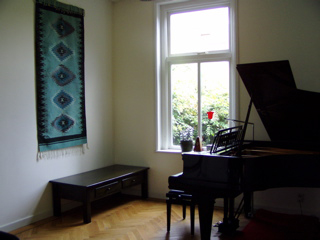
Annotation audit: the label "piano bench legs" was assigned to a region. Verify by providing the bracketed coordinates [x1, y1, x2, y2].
[166, 190, 197, 235]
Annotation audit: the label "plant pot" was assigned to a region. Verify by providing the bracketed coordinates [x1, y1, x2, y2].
[180, 140, 193, 152]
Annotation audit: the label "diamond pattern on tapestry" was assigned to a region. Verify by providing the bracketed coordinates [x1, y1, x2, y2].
[52, 42, 73, 62]
[52, 17, 75, 38]
[52, 65, 75, 86]
[51, 114, 75, 133]
[53, 90, 74, 109]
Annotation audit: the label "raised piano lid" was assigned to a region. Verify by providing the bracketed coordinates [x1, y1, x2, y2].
[236, 60, 320, 147]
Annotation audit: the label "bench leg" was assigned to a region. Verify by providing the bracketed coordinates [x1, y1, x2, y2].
[83, 193, 91, 223]
[52, 184, 61, 217]
[141, 171, 149, 198]
[183, 203, 186, 219]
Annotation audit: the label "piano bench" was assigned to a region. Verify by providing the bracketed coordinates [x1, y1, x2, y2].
[166, 190, 197, 235]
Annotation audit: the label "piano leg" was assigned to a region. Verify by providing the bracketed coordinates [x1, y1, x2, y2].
[223, 197, 229, 224]
[197, 195, 215, 240]
[244, 191, 254, 218]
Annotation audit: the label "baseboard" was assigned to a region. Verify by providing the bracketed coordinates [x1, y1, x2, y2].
[252, 203, 320, 219]
[0, 201, 81, 233]
[2, 187, 144, 233]
[0, 210, 52, 233]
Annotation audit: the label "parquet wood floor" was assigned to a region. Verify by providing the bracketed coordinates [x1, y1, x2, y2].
[11, 194, 249, 240]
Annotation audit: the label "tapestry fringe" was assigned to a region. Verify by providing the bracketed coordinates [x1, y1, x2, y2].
[35, 0, 85, 16]
[37, 144, 87, 160]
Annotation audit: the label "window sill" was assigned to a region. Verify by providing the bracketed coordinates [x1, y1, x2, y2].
[156, 149, 182, 154]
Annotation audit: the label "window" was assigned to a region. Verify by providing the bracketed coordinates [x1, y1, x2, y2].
[156, 0, 237, 151]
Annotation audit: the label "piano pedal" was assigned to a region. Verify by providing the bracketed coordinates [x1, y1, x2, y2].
[217, 219, 239, 233]
[245, 211, 254, 219]
[213, 221, 223, 227]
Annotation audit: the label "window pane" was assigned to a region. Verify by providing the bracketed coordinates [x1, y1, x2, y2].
[171, 63, 198, 145]
[201, 61, 229, 146]
[170, 7, 229, 55]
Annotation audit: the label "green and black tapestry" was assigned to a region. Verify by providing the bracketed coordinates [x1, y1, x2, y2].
[35, 0, 87, 155]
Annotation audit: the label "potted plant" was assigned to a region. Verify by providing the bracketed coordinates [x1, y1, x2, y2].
[180, 127, 194, 152]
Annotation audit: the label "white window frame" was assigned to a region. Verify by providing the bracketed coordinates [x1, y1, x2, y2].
[155, 0, 238, 152]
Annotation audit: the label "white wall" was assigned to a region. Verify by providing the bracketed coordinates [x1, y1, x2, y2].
[112, 0, 184, 200]
[113, 0, 320, 218]
[0, 0, 114, 232]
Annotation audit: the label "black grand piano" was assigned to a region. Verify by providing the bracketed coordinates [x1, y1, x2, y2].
[168, 60, 320, 239]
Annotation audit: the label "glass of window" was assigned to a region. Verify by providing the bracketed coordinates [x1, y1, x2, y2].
[170, 7, 229, 55]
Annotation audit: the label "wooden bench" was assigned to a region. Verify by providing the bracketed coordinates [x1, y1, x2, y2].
[50, 164, 149, 223]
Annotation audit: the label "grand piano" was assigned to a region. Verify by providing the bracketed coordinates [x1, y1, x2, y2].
[168, 60, 320, 240]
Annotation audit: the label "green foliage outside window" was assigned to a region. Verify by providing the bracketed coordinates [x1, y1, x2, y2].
[171, 63, 229, 146]
[172, 91, 229, 146]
